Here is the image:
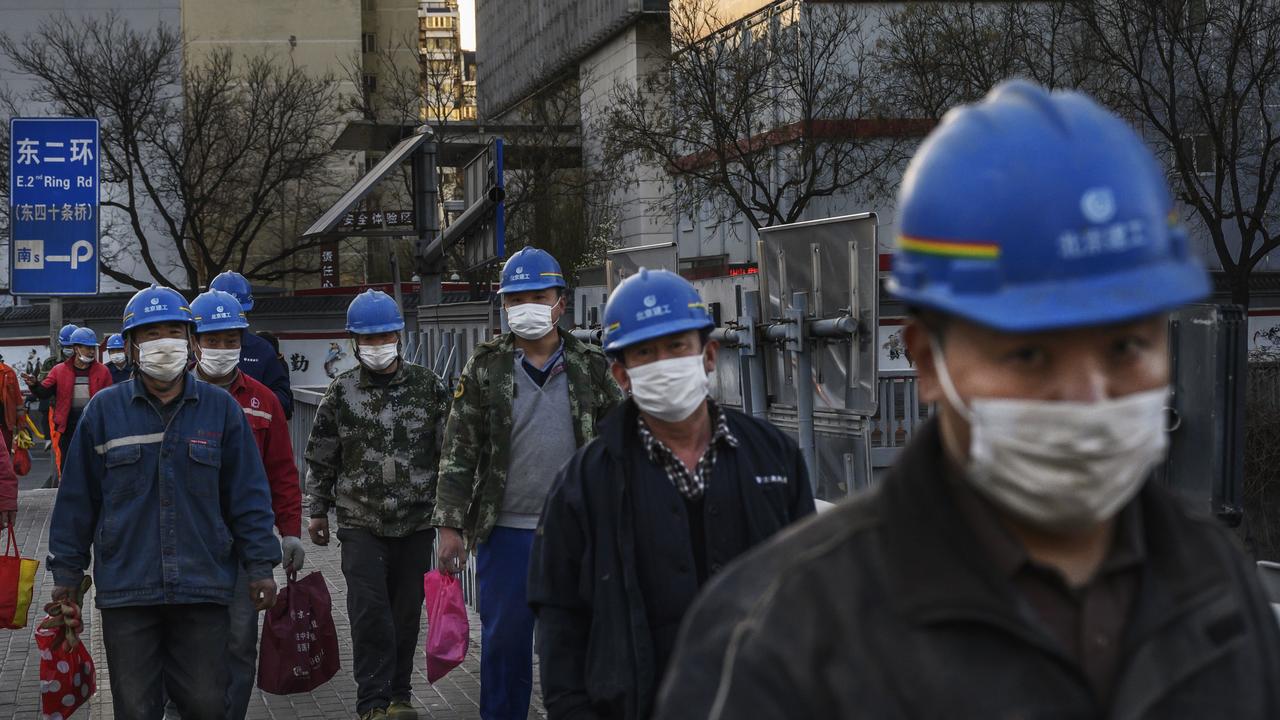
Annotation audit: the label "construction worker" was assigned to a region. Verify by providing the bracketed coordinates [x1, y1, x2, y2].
[25, 326, 112, 478]
[434, 247, 622, 720]
[0, 351, 25, 456]
[105, 332, 133, 384]
[48, 285, 280, 719]
[209, 271, 293, 418]
[191, 290, 304, 720]
[30, 323, 79, 447]
[528, 268, 814, 720]
[655, 81, 1280, 719]
[305, 290, 450, 720]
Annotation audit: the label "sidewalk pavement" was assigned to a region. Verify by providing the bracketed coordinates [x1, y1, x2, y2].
[0, 488, 548, 720]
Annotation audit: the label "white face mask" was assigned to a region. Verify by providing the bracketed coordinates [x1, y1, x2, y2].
[358, 342, 399, 371]
[626, 354, 710, 423]
[136, 337, 190, 382]
[76, 351, 95, 365]
[932, 339, 1168, 531]
[61, 348, 73, 358]
[505, 302, 557, 340]
[197, 347, 241, 379]
[108, 352, 126, 365]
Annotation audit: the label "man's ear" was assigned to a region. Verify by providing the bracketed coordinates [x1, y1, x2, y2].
[610, 359, 631, 394]
[702, 338, 719, 373]
[903, 319, 943, 405]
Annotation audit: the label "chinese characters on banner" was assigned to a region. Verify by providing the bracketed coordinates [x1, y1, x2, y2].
[320, 242, 339, 288]
[337, 209, 415, 231]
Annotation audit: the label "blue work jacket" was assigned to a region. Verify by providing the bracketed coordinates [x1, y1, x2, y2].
[47, 373, 281, 608]
[239, 331, 292, 418]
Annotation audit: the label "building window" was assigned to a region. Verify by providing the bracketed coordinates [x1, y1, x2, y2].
[1178, 133, 1215, 174]
[363, 73, 378, 93]
[365, 153, 381, 173]
[362, 33, 376, 53]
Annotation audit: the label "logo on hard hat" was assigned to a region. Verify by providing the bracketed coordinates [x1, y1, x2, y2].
[515, 266, 524, 274]
[1081, 188, 1116, 224]
[643, 295, 657, 308]
[150, 298, 160, 305]
[216, 305, 224, 313]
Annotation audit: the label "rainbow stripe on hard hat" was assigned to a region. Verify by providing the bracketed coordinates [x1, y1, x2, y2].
[890, 80, 1208, 333]
[499, 247, 567, 294]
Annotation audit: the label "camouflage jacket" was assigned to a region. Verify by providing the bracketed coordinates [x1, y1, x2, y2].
[305, 360, 450, 537]
[432, 329, 622, 544]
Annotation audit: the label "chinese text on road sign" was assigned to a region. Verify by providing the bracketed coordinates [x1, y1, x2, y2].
[9, 118, 100, 295]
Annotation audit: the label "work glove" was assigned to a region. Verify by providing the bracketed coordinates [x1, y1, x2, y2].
[41, 576, 91, 653]
[281, 535, 306, 572]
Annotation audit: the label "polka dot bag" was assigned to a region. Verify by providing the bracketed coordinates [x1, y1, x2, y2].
[34, 618, 95, 719]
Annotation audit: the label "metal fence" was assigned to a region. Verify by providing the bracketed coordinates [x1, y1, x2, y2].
[868, 371, 931, 468]
[289, 385, 480, 607]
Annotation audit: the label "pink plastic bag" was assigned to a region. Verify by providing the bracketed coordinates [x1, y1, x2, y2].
[424, 569, 469, 683]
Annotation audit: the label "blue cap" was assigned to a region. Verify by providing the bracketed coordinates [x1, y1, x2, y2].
[68, 327, 98, 347]
[889, 80, 1208, 332]
[346, 290, 404, 335]
[209, 271, 255, 312]
[499, 247, 566, 294]
[122, 286, 194, 333]
[58, 324, 79, 345]
[603, 268, 713, 353]
[105, 333, 125, 350]
[191, 290, 250, 334]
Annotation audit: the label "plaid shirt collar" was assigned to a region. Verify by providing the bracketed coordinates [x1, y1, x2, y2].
[637, 400, 739, 500]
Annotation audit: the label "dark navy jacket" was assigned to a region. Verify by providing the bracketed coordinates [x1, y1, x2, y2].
[48, 373, 281, 608]
[528, 400, 815, 720]
[239, 331, 292, 418]
[107, 362, 133, 385]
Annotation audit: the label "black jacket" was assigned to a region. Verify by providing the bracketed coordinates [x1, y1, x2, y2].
[529, 400, 815, 720]
[654, 418, 1280, 719]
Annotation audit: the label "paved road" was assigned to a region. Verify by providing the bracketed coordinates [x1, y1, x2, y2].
[0, 488, 547, 720]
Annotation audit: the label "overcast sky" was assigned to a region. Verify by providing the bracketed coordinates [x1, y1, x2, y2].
[459, 0, 475, 51]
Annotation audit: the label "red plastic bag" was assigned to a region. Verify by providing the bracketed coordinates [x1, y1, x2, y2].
[257, 570, 340, 694]
[12, 447, 29, 477]
[424, 569, 469, 683]
[35, 617, 95, 718]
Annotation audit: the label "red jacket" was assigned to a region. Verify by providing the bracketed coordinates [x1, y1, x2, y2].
[226, 372, 302, 537]
[0, 432, 13, 512]
[41, 359, 112, 433]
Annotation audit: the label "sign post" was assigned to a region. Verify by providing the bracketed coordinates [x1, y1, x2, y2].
[9, 118, 100, 301]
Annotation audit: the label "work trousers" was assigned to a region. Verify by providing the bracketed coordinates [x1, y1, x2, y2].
[100, 603, 230, 720]
[476, 526, 537, 720]
[339, 527, 435, 714]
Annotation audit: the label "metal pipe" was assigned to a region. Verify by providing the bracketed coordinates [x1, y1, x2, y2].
[809, 315, 857, 338]
[741, 290, 768, 420]
[763, 323, 790, 342]
[709, 328, 741, 346]
[571, 329, 602, 345]
[788, 292, 817, 491]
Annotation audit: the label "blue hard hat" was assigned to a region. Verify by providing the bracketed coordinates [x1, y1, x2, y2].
[209, 271, 254, 312]
[346, 289, 404, 335]
[105, 333, 125, 350]
[603, 268, 713, 353]
[58, 324, 79, 345]
[498, 247, 566, 294]
[68, 327, 98, 347]
[191, 290, 249, 334]
[121, 285, 194, 333]
[889, 80, 1209, 333]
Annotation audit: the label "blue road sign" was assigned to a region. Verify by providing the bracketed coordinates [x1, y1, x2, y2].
[9, 117, 100, 296]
